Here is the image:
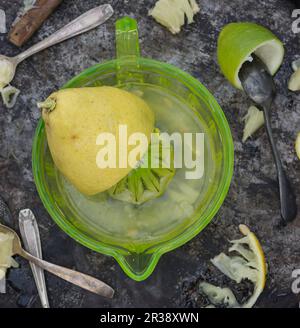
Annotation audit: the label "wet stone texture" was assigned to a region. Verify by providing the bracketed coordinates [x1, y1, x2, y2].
[0, 0, 300, 308]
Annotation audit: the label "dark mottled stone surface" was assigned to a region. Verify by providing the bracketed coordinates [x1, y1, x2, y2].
[0, 0, 299, 308]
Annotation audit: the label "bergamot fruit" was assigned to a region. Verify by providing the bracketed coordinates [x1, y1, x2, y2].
[39, 86, 155, 196]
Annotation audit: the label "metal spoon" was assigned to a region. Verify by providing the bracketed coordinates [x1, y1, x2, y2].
[239, 54, 297, 223]
[0, 4, 114, 85]
[19, 209, 50, 308]
[0, 223, 114, 298]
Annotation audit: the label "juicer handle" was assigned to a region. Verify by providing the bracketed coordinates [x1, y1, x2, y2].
[115, 17, 140, 61]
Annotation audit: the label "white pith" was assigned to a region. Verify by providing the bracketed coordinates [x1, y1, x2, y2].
[235, 39, 284, 89]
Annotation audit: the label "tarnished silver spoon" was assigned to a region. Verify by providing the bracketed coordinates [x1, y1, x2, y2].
[0, 4, 113, 86]
[0, 223, 114, 298]
[239, 54, 297, 224]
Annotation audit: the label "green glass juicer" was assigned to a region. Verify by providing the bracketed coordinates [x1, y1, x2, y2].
[32, 17, 234, 281]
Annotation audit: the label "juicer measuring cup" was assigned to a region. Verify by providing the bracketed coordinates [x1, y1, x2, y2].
[32, 17, 234, 281]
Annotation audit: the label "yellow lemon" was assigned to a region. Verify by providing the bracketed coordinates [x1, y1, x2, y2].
[40, 86, 155, 195]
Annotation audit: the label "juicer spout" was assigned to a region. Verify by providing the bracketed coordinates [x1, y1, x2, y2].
[117, 252, 159, 282]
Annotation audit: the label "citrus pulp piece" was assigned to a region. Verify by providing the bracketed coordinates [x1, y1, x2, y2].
[199, 282, 239, 308]
[292, 58, 300, 72]
[0, 85, 20, 108]
[217, 22, 284, 89]
[149, 0, 200, 34]
[199, 224, 267, 308]
[288, 69, 300, 91]
[109, 130, 175, 204]
[242, 105, 265, 142]
[296, 133, 300, 159]
[0, 231, 17, 282]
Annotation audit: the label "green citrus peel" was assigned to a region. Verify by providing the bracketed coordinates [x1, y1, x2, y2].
[217, 22, 284, 89]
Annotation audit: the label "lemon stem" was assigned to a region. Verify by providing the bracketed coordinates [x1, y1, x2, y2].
[37, 98, 56, 112]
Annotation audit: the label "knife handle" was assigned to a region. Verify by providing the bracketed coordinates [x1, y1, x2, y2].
[9, 0, 63, 47]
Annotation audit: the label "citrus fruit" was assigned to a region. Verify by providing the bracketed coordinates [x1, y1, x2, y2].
[39, 86, 155, 195]
[217, 22, 284, 89]
[199, 224, 267, 308]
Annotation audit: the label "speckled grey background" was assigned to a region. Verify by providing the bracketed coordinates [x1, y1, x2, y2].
[0, 0, 299, 308]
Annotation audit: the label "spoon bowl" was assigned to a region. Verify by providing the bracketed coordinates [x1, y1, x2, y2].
[239, 55, 275, 107]
[0, 223, 23, 256]
[0, 55, 17, 86]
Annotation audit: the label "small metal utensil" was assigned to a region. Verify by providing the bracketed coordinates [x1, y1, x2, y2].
[239, 54, 297, 223]
[19, 209, 50, 308]
[0, 4, 114, 85]
[0, 222, 114, 298]
[9, 0, 63, 47]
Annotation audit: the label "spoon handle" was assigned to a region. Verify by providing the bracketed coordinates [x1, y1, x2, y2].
[19, 209, 50, 308]
[14, 4, 114, 64]
[263, 106, 297, 223]
[20, 250, 114, 299]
